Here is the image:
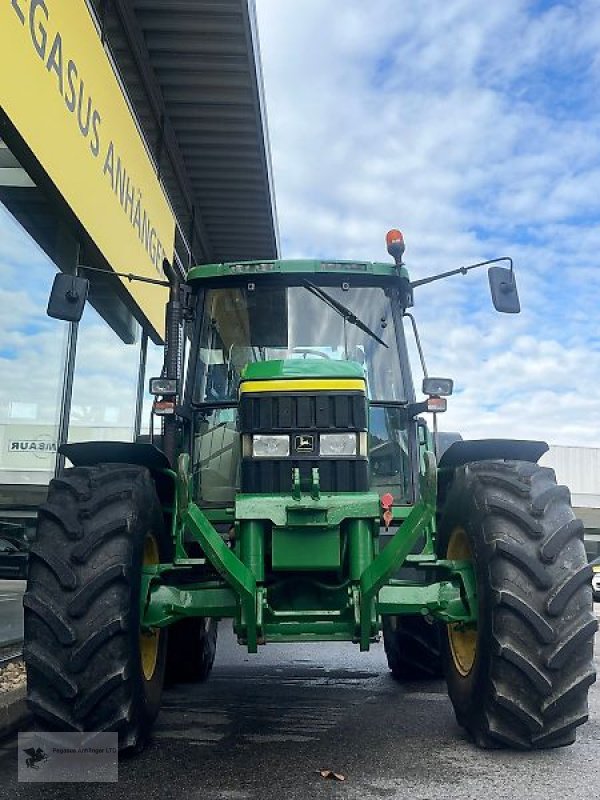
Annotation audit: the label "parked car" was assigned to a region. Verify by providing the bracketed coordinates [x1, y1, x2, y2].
[0, 536, 28, 579]
[591, 558, 600, 602]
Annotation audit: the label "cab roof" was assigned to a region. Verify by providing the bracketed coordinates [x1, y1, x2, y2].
[186, 259, 409, 282]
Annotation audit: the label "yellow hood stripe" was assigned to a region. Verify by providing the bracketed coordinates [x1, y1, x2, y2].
[239, 378, 365, 394]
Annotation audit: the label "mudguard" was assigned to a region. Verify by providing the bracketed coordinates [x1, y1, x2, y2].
[59, 441, 171, 470]
[438, 438, 548, 470]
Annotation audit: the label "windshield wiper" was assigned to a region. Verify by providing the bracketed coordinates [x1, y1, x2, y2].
[302, 281, 388, 348]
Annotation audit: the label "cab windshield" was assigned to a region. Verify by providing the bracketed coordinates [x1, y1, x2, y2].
[193, 282, 407, 403]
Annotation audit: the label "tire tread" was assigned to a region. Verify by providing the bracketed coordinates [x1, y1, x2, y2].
[440, 459, 596, 750]
[24, 464, 167, 751]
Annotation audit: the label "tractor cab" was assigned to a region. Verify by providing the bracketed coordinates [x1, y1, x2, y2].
[187, 261, 415, 508]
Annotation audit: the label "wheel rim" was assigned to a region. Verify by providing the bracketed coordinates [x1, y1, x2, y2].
[447, 527, 477, 677]
[140, 534, 160, 681]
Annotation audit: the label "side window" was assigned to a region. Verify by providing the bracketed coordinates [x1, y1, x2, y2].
[193, 408, 239, 505]
[194, 289, 249, 403]
[369, 406, 413, 503]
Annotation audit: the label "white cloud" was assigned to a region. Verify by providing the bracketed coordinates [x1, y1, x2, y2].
[256, 0, 600, 446]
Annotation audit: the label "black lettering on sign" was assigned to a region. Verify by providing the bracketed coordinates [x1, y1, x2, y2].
[103, 140, 114, 186]
[116, 155, 129, 209]
[7, 0, 169, 277]
[9, 440, 57, 453]
[100, 141, 167, 273]
[64, 58, 78, 112]
[29, 0, 48, 60]
[133, 192, 142, 235]
[90, 110, 101, 157]
[124, 173, 134, 220]
[142, 208, 151, 252]
[11, 0, 25, 25]
[77, 80, 92, 137]
[46, 31, 63, 94]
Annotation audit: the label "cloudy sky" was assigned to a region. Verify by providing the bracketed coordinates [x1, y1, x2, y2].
[1, 0, 599, 456]
[254, 0, 600, 446]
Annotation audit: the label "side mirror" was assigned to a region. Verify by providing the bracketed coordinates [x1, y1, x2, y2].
[422, 377, 453, 397]
[488, 266, 520, 314]
[47, 273, 90, 322]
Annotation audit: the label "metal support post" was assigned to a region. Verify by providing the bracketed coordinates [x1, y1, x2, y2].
[185, 504, 258, 652]
[53, 230, 83, 477]
[162, 260, 182, 465]
[54, 318, 78, 477]
[133, 330, 148, 439]
[240, 520, 265, 583]
[348, 519, 372, 582]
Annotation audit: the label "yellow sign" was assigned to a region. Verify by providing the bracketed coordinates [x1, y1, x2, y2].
[0, 0, 175, 334]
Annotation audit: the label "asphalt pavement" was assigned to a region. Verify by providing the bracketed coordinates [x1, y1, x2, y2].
[0, 580, 24, 647]
[0, 616, 598, 799]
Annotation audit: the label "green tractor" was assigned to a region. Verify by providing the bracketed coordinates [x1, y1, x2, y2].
[25, 231, 596, 751]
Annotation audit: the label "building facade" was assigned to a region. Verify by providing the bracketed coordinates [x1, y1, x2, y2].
[0, 0, 278, 543]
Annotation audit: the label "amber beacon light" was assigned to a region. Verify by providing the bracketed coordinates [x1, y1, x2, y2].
[386, 229, 405, 265]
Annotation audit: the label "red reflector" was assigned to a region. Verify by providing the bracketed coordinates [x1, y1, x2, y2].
[153, 399, 176, 416]
[426, 396, 447, 413]
[381, 493, 394, 509]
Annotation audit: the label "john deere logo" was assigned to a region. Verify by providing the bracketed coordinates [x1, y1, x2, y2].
[295, 435, 314, 453]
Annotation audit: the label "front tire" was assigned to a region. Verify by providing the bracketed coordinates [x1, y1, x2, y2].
[24, 464, 169, 751]
[439, 460, 596, 749]
[382, 615, 443, 681]
[165, 617, 218, 685]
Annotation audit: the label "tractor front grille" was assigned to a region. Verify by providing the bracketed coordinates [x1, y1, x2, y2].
[239, 392, 367, 433]
[239, 390, 368, 494]
[241, 458, 369, 493]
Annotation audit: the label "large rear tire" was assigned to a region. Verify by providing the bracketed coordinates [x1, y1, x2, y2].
[24, 464, 169, 751]
[165, 617, 218, 685]
[382, 615, 443, 681]
[439, 459, 596, 749]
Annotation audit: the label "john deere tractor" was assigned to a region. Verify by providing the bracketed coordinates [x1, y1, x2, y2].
[25, 231, 596, 751]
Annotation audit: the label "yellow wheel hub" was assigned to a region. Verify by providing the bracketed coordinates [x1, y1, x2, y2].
[447, 527, 477, 677]
[140, 534, 160, 681]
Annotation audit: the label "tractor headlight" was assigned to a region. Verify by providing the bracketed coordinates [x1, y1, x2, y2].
[252, 434, 290, 458]
[320, 433, 357, 457]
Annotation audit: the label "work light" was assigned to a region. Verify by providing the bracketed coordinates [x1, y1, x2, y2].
[320, 433, 357, 457]
[252, 434, 290, 458]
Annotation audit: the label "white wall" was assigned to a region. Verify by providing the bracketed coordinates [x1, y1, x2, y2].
[540, 445, 600, 510]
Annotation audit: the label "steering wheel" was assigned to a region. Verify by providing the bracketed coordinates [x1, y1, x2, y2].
[289, 347, 332, 359]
